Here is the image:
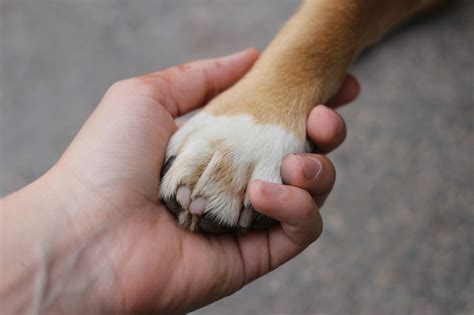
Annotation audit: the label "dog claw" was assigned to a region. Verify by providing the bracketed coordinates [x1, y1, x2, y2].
[189, 197, 206, 215]
[178, 210, 192, 227]
[239, 206, 256, 228]
[189, 215, 200, 232]
[176, 186, 191, 209]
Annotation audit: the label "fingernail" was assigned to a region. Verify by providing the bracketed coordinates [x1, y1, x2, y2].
[299, 156, 322, 180]
[262, 183, 284, 199]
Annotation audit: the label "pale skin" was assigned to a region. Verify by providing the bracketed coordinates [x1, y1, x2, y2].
[0, 49, 359, 314]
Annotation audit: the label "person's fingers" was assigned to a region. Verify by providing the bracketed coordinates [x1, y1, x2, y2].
[246, 180, 323, 268]
[126, 48, 259, 117]
[280, 153, 336, 208]
[327, 74, 360, 108]
[307, 105, 347, 154]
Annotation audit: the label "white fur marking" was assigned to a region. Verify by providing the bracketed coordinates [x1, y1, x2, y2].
[160, 112, 306, 225]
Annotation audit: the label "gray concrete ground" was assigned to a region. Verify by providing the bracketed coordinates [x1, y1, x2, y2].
[1, 1, 473, 314]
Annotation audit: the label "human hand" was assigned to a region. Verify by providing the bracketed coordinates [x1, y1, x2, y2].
[0, 49, 358, 314]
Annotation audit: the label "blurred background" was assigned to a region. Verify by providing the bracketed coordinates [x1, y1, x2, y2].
[1, 1, 473, 314]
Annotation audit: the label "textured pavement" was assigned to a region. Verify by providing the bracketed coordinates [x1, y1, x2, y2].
[1, 1, 473, 314]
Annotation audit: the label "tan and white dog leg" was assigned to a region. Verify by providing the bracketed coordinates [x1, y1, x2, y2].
[160, 0, 444, 232]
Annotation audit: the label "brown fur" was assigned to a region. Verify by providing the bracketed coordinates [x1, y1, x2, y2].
[205, 0, 443, 137]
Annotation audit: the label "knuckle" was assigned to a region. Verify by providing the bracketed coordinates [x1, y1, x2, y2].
[108, 78, 131, 94]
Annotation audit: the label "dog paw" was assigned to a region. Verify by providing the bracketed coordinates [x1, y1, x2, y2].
[159, 111, 307, 233]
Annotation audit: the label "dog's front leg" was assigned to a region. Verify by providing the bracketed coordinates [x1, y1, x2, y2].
[160, 0, 444, 232]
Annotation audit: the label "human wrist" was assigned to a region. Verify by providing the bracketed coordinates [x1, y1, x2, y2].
[0, 167, 119, 314]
